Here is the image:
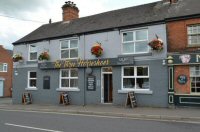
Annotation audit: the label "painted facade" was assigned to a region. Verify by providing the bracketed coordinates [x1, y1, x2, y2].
[13, 24, 168, 107]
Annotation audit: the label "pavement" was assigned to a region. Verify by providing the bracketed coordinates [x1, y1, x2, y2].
[0, 97, 200, 123]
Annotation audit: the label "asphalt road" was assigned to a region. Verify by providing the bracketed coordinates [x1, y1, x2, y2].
[0, 109, 200, 132]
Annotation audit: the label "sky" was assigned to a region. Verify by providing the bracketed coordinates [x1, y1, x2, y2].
[0, 0, 158, 50]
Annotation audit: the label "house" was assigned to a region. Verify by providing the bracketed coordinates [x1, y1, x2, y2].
[12, 0, 199, 107]
[166, 1, 200, 106]
[0, 45, 13, 97]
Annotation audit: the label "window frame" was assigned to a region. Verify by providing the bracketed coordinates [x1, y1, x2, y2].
[121, 66, 150, 90]
[59, 69, 79, 89]
[60, 38, 79, 60]
[187, 24, 200, 46]
[27, 71, 37, 89]
[121, 29, 149, 54]
[190, 66, 200, 94]
[0, 63, 8, 72]
[28, 44, 38, 61]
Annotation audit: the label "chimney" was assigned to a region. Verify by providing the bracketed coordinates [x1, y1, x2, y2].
[62, 1, 79, 21]
[163, 0, 178, 4]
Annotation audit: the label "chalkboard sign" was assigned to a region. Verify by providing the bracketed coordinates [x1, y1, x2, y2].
[43, 76, 50, 89]
[22, 92, 32, 105]
[87, 75, 96, 91]
[60, 92, 70, 105]
[177, 75, 187, 85]
[125, 92, 137, 108]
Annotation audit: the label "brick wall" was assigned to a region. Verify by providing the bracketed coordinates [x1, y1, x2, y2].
[167, 18, 200, 52]
[0, 45, 13, 97]
[174, 66, 190, 94]
[62, 7, 79, 21]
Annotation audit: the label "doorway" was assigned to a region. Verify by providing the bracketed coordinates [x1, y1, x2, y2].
[101, 67, 113, 103]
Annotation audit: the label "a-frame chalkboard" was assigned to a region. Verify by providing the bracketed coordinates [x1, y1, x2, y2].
[125, 92, 137, 108]
[22, 92, 32, 105]
[60, 92, 70, 105]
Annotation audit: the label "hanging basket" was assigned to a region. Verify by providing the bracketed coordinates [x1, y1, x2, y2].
[91, 42, 103, 57]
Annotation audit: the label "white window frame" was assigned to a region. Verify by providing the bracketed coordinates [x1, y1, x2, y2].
[28, 45, 37, 61]
[59, 69, 79, 91]
[27, 71, 37, 89]
[121, 29, 149, 54]
[0, 63, 7, 72]
[121, 66, 150, 90]
[187, 24, 200, 46]
[190, 66, 200, 94]
[60, 38, 79, 60]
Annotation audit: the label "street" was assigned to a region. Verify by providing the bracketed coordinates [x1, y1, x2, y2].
[0, 109, 200, 132]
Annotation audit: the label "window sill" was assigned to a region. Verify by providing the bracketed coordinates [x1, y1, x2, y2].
[25, 88, 38, 91]
[56, 88, 80, 92]
[187, 44, 200, 48]
[118, 89, 153, 94]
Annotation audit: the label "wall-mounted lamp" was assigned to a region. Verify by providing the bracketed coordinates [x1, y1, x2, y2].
[167, 55, 174, 64]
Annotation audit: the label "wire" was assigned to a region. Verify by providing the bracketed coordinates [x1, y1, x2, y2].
[0, 14, 46, 23]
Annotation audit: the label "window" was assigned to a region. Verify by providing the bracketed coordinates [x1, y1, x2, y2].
[0, 63, 7, 72]
[60, 69, 78, 89]
[190, 66, 200, 93]
[61, 39, 78, 59]
[187, 25, 200, 45]
[29, 45, 37, 61]
[122, 29, 149, 54]
[122, 66, 149, 90]
[28, 71, 37, 88]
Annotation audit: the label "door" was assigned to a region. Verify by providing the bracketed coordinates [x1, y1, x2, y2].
[101, 67, 113, 103]
[0, 80, 3, 97]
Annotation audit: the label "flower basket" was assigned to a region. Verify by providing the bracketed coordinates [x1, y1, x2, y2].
[91, 42, 103, 57]
[13, 54, 23, 62]
[148, 35, 164, 51]
[38, 51, 50, 61]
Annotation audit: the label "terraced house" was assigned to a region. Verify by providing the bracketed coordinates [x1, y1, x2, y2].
[12, 0, 200, 107]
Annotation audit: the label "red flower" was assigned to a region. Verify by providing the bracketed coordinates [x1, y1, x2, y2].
[91, 43, 103, 57]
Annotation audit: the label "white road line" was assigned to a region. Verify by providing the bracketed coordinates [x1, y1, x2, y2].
[5, 123, 63, 132]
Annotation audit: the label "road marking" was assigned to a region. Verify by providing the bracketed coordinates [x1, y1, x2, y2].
[5, 123, 63, 132]
[1, 109, 200, 125]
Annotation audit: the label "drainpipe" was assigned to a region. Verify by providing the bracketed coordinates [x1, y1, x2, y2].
[83, 33, 86, 106]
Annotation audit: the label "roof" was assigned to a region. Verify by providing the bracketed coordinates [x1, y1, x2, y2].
[13, 0, 200, 45]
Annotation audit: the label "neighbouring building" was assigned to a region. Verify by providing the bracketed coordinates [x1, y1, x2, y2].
[166, 0, 200, 106]
[0, 45, 13, 97]
[12, 0, 199, 107]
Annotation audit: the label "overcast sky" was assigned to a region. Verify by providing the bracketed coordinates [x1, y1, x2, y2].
[0, 0, 158, 50]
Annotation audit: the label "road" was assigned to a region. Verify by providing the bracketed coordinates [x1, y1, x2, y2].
[0, 109, 200, 132]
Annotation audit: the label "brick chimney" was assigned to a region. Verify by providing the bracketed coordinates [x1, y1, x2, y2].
[62, 1, 79, 21]
[163, 0, 178, 4]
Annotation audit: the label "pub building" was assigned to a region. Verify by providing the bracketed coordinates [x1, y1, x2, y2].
[166, 1, 200, 107]
[12, 0, 198, 107]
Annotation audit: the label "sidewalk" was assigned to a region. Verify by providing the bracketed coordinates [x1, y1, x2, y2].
[0, 98, 200, 122]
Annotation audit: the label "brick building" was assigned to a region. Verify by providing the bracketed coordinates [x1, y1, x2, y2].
[0, 45, 13, 97]
[167, 14, 200, 106]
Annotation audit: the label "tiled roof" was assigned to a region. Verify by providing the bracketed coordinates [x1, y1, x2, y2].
[13, 0, 200, 45]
